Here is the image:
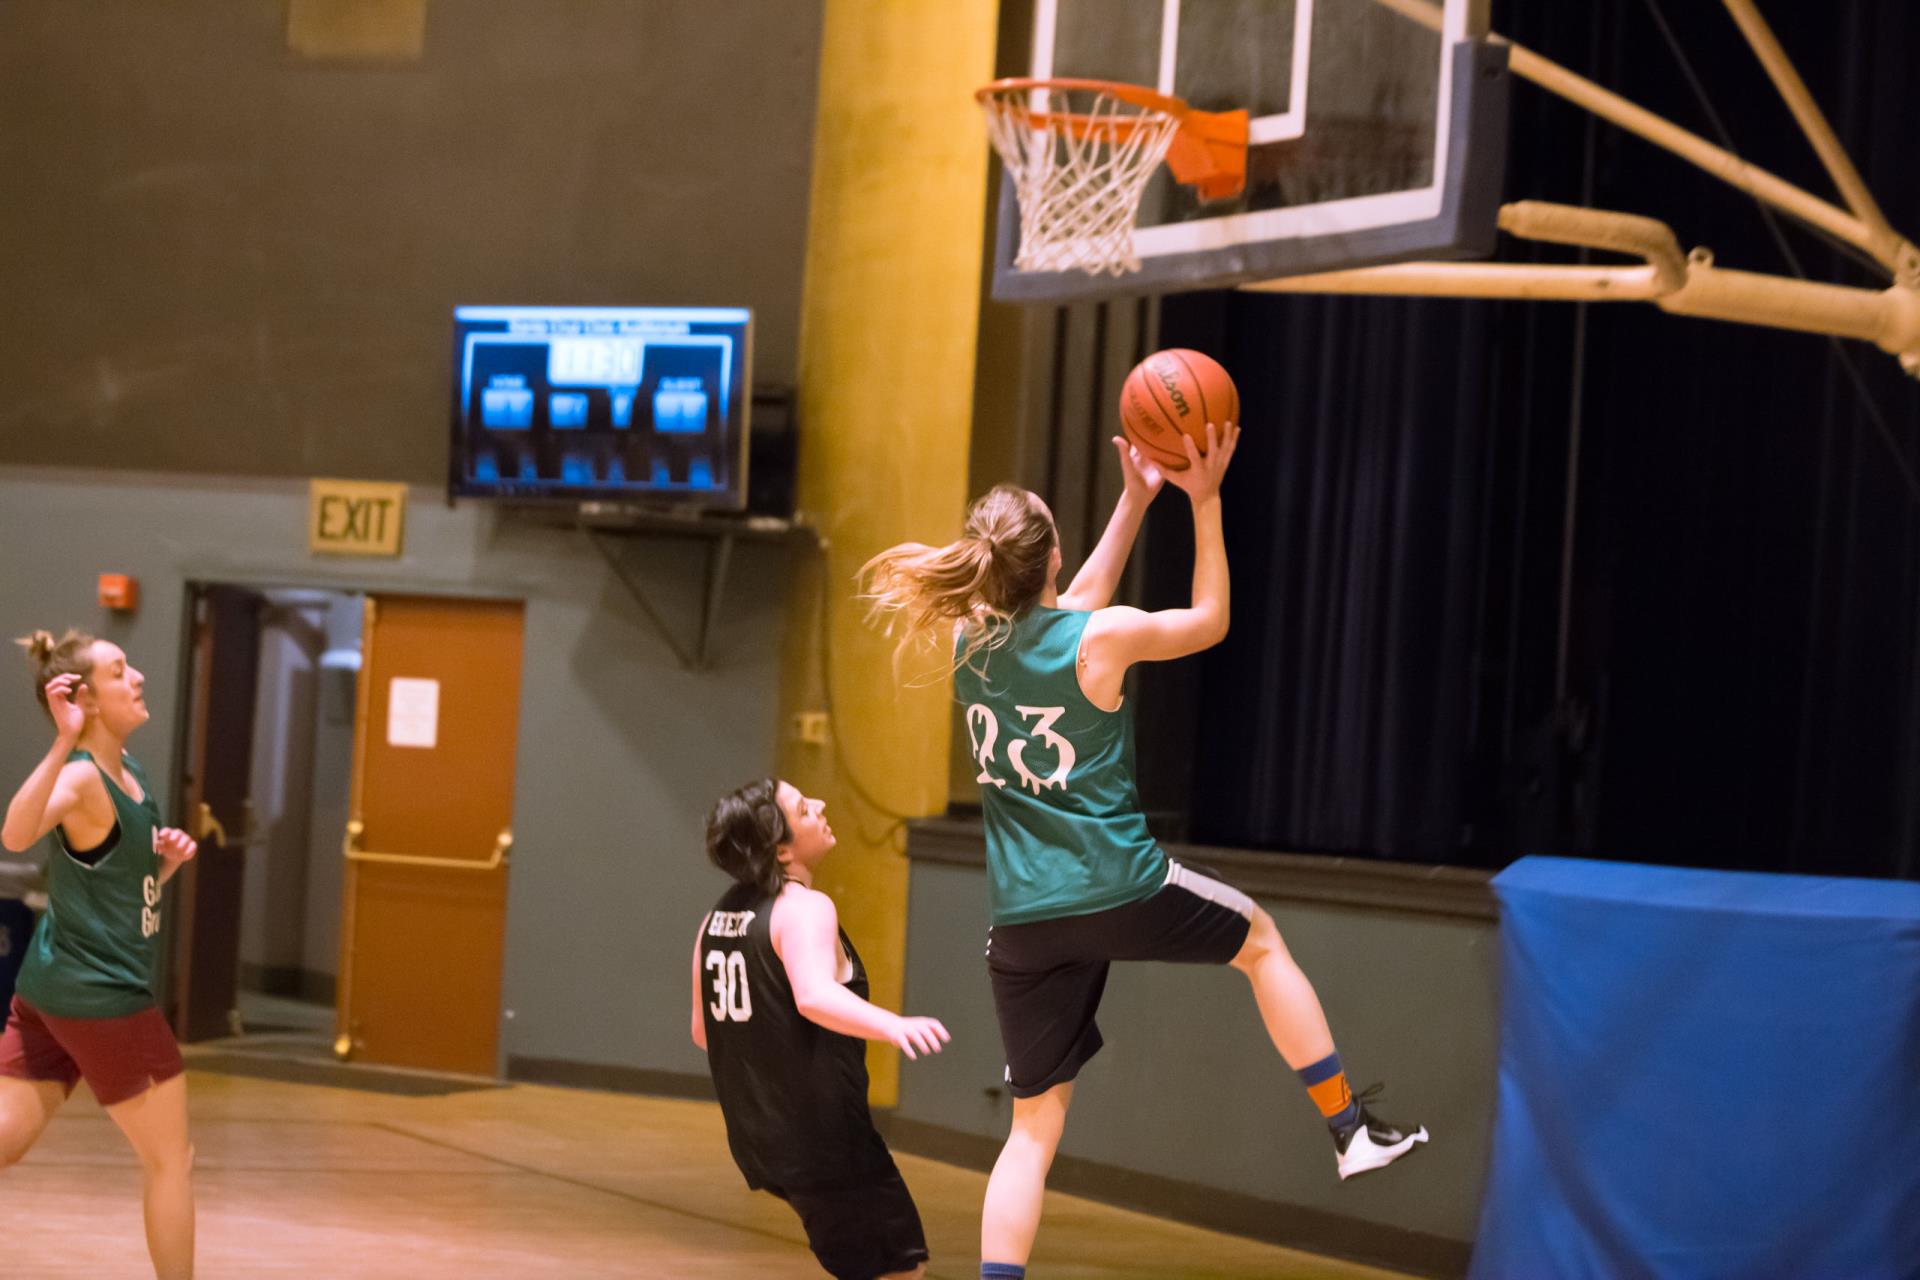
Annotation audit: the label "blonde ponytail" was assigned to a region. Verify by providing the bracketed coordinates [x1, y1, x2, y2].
[861, 484, 1056, 670]
[18, 630, 59, 664]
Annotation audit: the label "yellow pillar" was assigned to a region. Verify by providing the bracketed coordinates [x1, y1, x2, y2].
[780, 0, 999, 1105]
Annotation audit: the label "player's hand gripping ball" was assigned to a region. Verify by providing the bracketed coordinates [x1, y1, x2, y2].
[1119, 348, 1240, 471]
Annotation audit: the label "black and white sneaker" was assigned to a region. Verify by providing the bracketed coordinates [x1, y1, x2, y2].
[1332, 1085, 1429, 1180]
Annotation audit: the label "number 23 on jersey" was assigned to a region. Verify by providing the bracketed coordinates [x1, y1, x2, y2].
[966, 704, 1077, 795]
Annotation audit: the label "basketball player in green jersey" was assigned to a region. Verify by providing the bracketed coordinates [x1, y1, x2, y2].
[865, 426, 1427, 1278]
[1, 630, 200, 1280]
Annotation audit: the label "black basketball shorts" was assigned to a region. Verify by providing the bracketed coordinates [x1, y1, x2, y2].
[986, 859, 1258, 1099]
[771, 1158, 929, 1280]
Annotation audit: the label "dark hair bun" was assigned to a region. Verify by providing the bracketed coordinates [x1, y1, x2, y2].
[705, 778, 793, 896]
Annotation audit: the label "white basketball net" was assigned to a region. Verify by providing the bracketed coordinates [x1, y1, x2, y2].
[979, 85, 1182, 278]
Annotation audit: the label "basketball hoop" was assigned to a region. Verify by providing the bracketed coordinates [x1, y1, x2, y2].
[975, 78, 1248, 278]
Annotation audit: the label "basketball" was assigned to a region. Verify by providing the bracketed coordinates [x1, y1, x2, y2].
[1118, 349, 1240, 471]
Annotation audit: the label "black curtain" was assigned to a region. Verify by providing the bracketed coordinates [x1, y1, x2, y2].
[1138, 1, 1920, 879]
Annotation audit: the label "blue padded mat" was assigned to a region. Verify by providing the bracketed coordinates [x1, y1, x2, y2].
[1472, 857, 1920, 1280]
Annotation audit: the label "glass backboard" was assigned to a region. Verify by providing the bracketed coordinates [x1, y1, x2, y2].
[991, 0, 1508, 302]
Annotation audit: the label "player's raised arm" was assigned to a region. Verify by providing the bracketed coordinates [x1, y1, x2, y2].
[1083, 422, 1240, 679]
[2, 674, 89, 853]
[1058, 438, 1165, 612]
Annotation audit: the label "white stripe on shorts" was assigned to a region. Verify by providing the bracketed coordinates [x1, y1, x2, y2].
[1164, 860, 1256, 921]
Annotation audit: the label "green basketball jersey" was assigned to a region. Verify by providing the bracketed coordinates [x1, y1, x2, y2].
[954, 606, 1167, 926]
[16, 751, 165, 1018]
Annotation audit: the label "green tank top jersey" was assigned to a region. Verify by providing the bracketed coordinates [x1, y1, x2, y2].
[16, 751, 166, 1018]
[953, 606, 1167, 926]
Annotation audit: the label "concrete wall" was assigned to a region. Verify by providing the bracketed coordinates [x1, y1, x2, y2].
[0, 0, 826, 1076]
[0, 466, 795, 1076]
[899, 854, 1499, 1268]
[0, 0, 824, 481]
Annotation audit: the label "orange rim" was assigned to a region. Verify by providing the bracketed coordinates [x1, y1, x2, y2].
[983, 76, 1190, 138]
[975, 76, 1249, 202]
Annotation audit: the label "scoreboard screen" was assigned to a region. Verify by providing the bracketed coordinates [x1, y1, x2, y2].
[449, 305, 751, 508]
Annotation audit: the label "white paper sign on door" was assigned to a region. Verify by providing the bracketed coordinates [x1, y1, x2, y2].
[386, 677, 440, 749]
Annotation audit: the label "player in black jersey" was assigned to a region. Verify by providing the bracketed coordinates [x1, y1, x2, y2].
[694, 777, 949, 1280]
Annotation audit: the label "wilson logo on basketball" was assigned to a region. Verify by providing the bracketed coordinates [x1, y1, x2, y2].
[1152, 363, 1192, 418]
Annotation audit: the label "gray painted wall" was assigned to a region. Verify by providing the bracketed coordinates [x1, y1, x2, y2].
[0, 466, 795, 1075]
[899, 858, 1500, 1247]
[0, 0, 824, 1075]
[0, 1, 823, 481]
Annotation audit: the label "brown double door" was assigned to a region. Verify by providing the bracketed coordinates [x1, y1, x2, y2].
[336, 594, 524, 1076]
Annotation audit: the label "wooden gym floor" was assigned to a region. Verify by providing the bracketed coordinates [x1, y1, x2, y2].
[0, 1043, 1413, 1279]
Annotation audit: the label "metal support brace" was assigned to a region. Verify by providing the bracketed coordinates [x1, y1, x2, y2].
[579, 513, 814, 671]
[1245, 201, 1920, 371]
[1324, 0, 1920, 375]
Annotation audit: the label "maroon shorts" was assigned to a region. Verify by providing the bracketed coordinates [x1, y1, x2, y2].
[0, 996, 183, 1106]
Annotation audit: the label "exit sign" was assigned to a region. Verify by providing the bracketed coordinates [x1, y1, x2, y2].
[309, 480, 407, 557]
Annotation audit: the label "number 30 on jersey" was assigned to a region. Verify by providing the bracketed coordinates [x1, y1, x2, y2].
[706, 950, 752, 1022]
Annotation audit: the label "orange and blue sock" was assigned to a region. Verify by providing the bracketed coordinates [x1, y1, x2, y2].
[1298, 1051, 1357, 1131]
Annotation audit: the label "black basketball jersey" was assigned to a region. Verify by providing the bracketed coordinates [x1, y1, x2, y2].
[700, 881, 893, 1192]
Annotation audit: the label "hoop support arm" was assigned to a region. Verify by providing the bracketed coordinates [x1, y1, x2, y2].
[1241, 262, 1672, 303]
[1245, 200, 1682, 301]
[1242, 201, 1920, 373]
[1659, 255, 1920, 357]
[1497, 201, 1685, 292]
[1367, 0, 1912, 277]
[1719, 0, 1913, 279]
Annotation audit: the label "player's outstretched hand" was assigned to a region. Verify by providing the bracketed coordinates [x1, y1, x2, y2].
[1165, 421, 1241, 502]
[888, 1015, 951, 1061]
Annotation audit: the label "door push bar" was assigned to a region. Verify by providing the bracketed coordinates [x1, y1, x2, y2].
[341, 820, 513, 871]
